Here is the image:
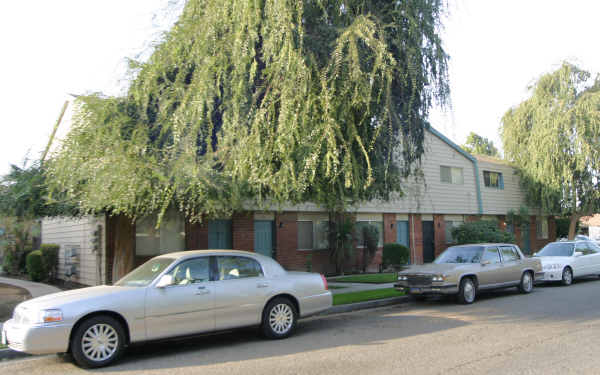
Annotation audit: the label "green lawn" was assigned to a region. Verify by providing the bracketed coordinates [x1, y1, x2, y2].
[328, 285, 347, 290]
[0, 344, 7, 349]
[330, 273, 398, 284]
[332, 288, 404, 306]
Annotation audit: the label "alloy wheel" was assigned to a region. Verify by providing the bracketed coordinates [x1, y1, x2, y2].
[81, 323, 119, 362]
[269, 303, 294, 335]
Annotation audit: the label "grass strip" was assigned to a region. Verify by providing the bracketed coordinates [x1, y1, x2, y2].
[330, 273, 398, 284]
[332, 288, 404, 306]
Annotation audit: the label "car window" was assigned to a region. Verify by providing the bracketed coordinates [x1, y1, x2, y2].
[588, 242, 600, 253]
[500, 246, 519, 262]
[536, 242, 574, 257]
[115, 257, 175, 287]
[167, 257, 210, 285]
[481, 247, 501, 264]
[434, 246, 483, 264]
[576, 242, 597, 255]
[217, 256, 263, 280]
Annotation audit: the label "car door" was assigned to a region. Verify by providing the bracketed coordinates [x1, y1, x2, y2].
[573, 242, 592, 276]
[145, 256, 215, 340]
[478, 246, 503, 287]
[499, 246, 522, 283]
[586, 241, 600, 274]
[213, 255, 272, 330]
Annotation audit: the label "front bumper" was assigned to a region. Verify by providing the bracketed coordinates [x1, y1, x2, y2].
[536, 270, 563, 282]
[394, 283, 458, 295]
[2, 319, 72, 355]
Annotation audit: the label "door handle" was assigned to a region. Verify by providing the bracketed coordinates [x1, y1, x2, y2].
[195, 286, 210, 295]
[257, 282, 269, 288]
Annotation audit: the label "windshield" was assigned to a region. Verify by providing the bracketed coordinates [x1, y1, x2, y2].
[536, 242, 574, 257]
[115, 257, 175, 287]
[434, 246, 484, 264]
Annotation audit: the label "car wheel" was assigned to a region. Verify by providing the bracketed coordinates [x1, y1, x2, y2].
[70, 315, 125, 368]
[457, 277, 476, 304]
[412, 295, 428, 301]
[561, 267, 573, 286]
[518, 271, 534, 293]
[261, 297, 298, 339]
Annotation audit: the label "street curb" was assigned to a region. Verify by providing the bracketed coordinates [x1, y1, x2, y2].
[0, 348, 31, 362]
[319, 295, 413, 316]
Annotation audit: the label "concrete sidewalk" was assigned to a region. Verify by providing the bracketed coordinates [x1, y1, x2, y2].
[0, 277, 61, 298]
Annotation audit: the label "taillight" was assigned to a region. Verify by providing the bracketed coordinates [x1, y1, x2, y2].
[320, 274, 328, 290]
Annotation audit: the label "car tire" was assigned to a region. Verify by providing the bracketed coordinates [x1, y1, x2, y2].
[561, 267, 573, 286]
[518, 271, 534, 293]
[412, 295, 428, 301]
[70, 315, 126, 368]
[457, 277, 476, 304]
[261, 297, 298, 339]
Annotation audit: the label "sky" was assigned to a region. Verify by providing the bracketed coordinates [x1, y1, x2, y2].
[1, 0, 599, 176]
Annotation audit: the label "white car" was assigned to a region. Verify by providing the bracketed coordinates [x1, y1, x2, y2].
[2, 250, 332, 368]
[534, 241, 600, 285]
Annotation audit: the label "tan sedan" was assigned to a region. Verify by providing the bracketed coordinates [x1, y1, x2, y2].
[395, 243, 542, 304]
[2, 250, 332, 368]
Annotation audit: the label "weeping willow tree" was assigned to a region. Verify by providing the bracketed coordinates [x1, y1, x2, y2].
[501, 62, 600, 239]
[47, 0, 449, 226]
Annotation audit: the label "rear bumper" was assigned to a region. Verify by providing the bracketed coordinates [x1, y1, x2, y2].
[300, 291, 333, 317]
[2, 319, 72, 355]
[394, 284, 459, 295]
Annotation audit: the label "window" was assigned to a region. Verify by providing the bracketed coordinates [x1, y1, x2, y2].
[445, 220, 464, 244]
[167, 257, 210, 285]
[297, 220, 329, 250]
[355, 221, 384, 247]
[208, 220, 232, 249]
[500, 246, 520, 262]
[136, 209, 185, 256]
[536, 218, 549, 239]
[481, 247, 501, 264]
[217, 256, 263, 280]
[483, 171, 504, 189]
[440, 166, 464, 184]
[575, 242, 598, 256]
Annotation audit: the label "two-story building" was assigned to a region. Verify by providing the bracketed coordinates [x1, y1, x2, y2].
[42, 126, 556, 285]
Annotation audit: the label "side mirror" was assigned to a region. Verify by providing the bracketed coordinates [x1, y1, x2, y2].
[156, 274, 173, 288]
[574, 251, 583, 257]
[481, 260, 491, 266]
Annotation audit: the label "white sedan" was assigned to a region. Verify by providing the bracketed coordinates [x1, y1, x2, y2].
[534, 241, 600, 285]
[2, 250, 332, 368]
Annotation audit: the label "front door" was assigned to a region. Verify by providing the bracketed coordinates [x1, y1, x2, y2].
[521, 225, 531, 254]
[254, 220, 274, 257]
[422, 221, 435, 263]
[145, 256, 215, 340]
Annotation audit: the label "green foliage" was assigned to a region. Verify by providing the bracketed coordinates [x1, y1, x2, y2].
[332, 288, 404, 306]
[506, 205, 529, 228]
[501, 62, 600, 221]
[461, 132, 500, 157]
[47, 0, 449, 224]
[555, 218, 579, 239]
[452, 221, 515, 245]
[382, 243, 410, 267]
[361, 224, 379, 271]
[328, 216, 355, 275]
[0, 217, 38, 275]
[26, 250, 44, 282]
[40, 244, 60, 281]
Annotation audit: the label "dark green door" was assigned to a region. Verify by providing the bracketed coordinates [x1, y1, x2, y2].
[254, 220, 274, 257]
[422, 221, 435, 263]
[522, 225, 531, 255]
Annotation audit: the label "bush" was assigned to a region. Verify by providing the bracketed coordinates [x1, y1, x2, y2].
[2, 251, 16, 275]
[26, 250, 45, 281]
[382, 243, 410, 268]
[452, 221, 515, 245]
[40, 244, 59, 281]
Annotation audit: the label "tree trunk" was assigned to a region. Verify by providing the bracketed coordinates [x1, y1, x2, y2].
[567, 213, 581, 240]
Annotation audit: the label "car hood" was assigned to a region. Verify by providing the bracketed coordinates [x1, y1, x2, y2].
[398, 263, 473, 275]
[535, 256, 572, 266]
[17, 285, 141, 311]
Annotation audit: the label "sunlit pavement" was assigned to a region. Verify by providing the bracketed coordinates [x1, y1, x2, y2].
[3, 277, 600, 375]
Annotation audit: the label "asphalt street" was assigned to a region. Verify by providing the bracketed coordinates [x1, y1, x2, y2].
[3, 278, 600, 375]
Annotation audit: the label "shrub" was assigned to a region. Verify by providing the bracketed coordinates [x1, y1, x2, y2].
[2, 251, 16, 275]
[452, 221, 515, 245]
[382, 243, 410, 268]
[41, 244, 59, 281]
[26, 250, 45, 281]
[361, 224, 380, 271]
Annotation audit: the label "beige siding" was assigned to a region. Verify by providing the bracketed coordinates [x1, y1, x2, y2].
[42, 215, 106, 286]
[477, 157, 529, 215]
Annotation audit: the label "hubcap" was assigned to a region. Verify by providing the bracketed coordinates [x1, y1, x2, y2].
[523, 273, 532, 291]
[464, 281, 475, 302]
[564, 269, 572, 284]
[81, 323, 118, 362]
[269, 304, 293, 334]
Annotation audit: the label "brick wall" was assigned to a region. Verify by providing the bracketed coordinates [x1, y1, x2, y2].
[185, 221, 208, 249]
[433, 214, 446, 257]
[410, 214, 424, 264]
[233, 212, 254, 251]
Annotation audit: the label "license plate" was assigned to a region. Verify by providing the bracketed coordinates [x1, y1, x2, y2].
[410, 288, 422, 293]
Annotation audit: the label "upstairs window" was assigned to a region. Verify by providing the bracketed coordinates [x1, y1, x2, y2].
[483, 171, 504, 189]
[440, 166, 464, 184]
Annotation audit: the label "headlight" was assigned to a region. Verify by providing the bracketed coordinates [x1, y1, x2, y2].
[17, 307, 63, 324]
[432, 275, 446, 282]
[398, 275, 408, 281]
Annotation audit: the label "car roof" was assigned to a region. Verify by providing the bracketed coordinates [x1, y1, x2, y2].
[156, 249, 267, 260]
[450, 243, 516, 247]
